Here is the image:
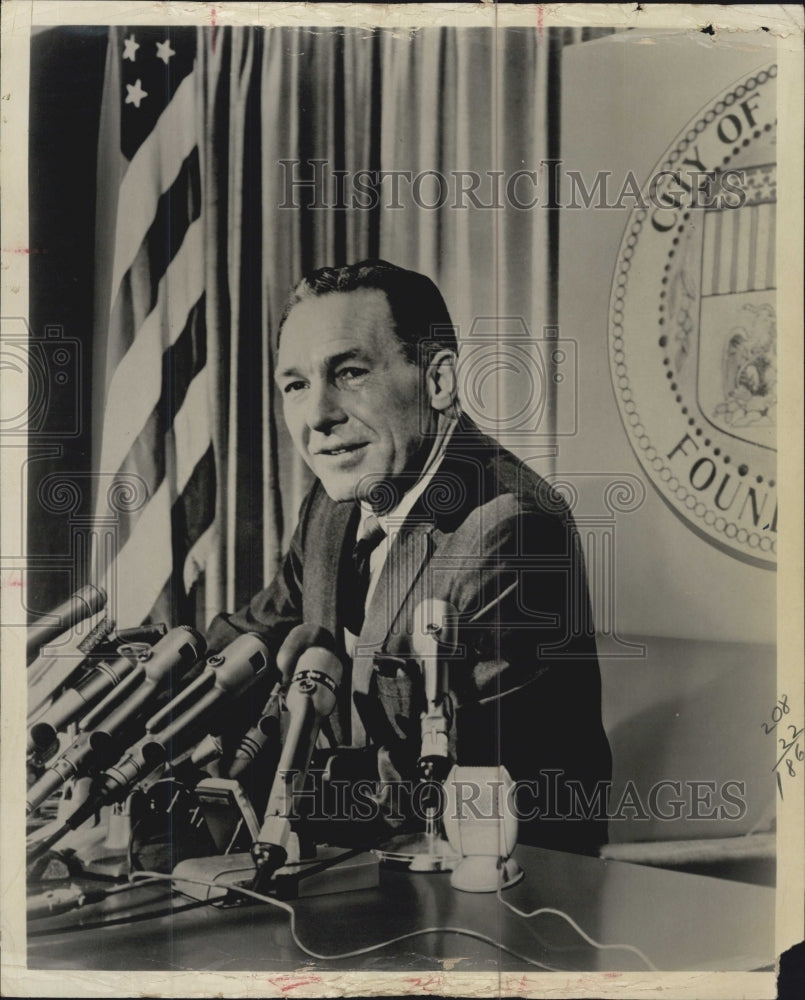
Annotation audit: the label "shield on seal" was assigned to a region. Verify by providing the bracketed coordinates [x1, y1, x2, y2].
[696, 164, 776, 451]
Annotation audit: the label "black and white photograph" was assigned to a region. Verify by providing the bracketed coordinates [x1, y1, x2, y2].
[1, 2, 803, 997]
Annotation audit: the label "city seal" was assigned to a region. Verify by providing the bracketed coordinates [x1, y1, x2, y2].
[609, 65, 777, 569]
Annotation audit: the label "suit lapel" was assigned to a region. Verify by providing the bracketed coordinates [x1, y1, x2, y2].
[304, 498, 358, 638]
[307, 498, 357, 747]
[350, 518, 435, 744]
[308, 417, 492, 746]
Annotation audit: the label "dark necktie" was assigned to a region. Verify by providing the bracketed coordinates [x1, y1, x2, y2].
[342, 514, 386, 636]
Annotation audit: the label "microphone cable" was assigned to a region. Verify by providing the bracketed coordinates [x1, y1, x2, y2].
[28, 864, 658, 971]
[135, 869, 560, 970]
[27, 899, 211, 937]
[126, 868, 658, 971]
[495, 891, 658, 972]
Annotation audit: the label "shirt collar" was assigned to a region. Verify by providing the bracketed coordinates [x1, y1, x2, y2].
[359, 416, 457, 536]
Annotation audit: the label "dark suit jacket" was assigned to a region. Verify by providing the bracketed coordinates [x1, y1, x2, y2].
[207, 416, 612, 853]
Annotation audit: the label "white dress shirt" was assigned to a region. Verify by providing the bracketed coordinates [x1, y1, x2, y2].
[344, 416, 457, 655]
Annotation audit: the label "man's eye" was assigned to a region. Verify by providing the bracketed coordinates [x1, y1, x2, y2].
[283, 380, 307, 394]
[336, 367, 369, 384]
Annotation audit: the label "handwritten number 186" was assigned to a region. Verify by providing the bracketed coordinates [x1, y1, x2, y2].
[786, 742, 805, 778]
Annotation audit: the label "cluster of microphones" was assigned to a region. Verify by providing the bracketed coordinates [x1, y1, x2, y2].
[26, 585, 352, 892]
[27, 586, 459, 897]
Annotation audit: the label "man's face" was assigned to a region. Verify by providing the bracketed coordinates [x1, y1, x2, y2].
[276, 288, 435, 503]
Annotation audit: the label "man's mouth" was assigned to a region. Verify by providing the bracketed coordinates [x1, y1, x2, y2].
[315, 443, 368, 457]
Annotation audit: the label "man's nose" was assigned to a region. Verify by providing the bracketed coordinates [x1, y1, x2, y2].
[307, 380, 346, 432]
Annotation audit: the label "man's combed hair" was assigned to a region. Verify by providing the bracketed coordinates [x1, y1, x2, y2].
[277, 259, 458, 365]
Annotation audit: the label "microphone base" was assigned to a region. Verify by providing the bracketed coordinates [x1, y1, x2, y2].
[28, 801, 138, 882]
[172, 847, 379, 902]
[450, 855, 524, 893]
[373, 830, 461, 873]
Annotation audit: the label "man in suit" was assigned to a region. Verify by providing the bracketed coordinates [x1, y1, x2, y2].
[206, 260, 611, 854]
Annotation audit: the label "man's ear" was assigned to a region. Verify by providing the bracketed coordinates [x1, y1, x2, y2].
[425, 349, 458, 413]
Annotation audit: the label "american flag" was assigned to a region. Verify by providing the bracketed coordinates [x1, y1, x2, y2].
[93, 26, 215, 627]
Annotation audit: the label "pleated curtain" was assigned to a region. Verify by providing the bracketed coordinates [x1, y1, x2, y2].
[197, 25, 609, 627]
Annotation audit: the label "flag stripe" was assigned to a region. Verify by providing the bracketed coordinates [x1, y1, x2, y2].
[729, 205, 741, 293]
[735, 211, 752, 296]
[764, 203, 775, 289]
[183, 521, 216, 594]
[717, 206, 734, 294]
[754, 202, 771, 291]
[701, 211, 717, 296]
[144, 577, 180, 631]
[150, 446, 216, 626]
[105, 148, 202, 378]
[173, 368, 212, 495]
[175, 442, 216, 547]
[143, 523, 215, 628]
[144, 146, 202, 292]
[747, 203, 759, 292]
[107, 299, 207, 551]
[100, 217, 205, 475]
[106, 479, 174, 625]
[102, 430, 215, 626]
[110, 70, 197, 301]
[710, 209, 722, 295]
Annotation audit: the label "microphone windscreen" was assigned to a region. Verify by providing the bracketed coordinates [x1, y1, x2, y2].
[276, 623, 335, 684]
[27, 584, 107, 664]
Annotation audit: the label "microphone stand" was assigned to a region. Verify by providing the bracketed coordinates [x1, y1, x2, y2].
[375, 600, 462, 873]
[171, 646, 380, 901]
[27, 633, 266, 875]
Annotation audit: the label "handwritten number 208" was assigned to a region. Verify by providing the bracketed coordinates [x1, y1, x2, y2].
[761, 694, 790, 734]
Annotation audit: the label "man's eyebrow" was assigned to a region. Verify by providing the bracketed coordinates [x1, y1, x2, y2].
[276, 363, 303, 381]
[277, 348, 370, 381]
[327, 348, 370, 369]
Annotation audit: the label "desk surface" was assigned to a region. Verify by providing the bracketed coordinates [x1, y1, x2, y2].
[27, 847, 774, 974]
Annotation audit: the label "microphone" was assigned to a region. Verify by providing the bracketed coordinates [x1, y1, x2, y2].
[71, 622, 170, 661]
[104, 623, 169, 648]
[28, 625, 170, 727]
[75, 616, 117, 657]
[26, 884, 109, 920]
[189, 686, 281, 773]
[81, 627, 203, 736]
[94, 632, 277, 804]
[26, 627, 206, 814]
[190, 624, 334, 771]
[27, 584, 106, 665]
[367, 601, 460, 875]
[28, 634, 276, 861]
[411, 600, 458, 783]
[27, 653, 139, 757]
[276, 623, 335, 683]
[252, 645, 342, 883]
[70, 621, 169, 663]
[227, 689, 281, 780]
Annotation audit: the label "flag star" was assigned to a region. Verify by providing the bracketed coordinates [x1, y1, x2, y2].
[122, 35, 140, 62]
[156, 39, 176, 65]
[125, 79, 148, 109]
